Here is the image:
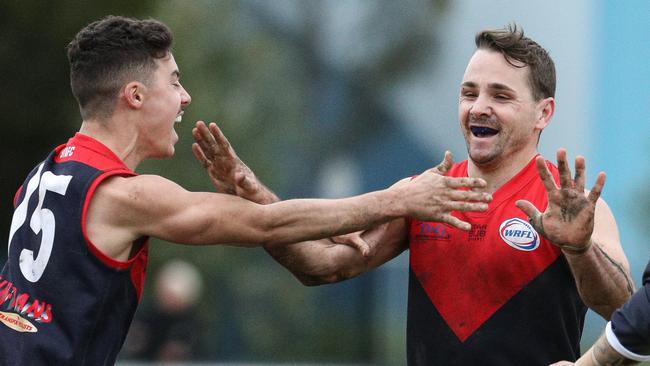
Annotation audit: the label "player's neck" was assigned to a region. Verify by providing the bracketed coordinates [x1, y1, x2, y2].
[467, 149, 539, 193]
[79, 116, 142, 171]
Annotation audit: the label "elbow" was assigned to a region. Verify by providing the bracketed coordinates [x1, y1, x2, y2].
[292, 263, 364, 287]
[295, 272, 347, 287]
[583, 295, 630, 321]
[589, 304, 617, 321]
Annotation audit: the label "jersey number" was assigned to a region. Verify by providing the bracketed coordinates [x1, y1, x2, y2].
[7, 163, 72, 282]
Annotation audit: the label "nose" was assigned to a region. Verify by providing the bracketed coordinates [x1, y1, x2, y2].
[180, 86, 192, 107]
[469, 93, 492, 118]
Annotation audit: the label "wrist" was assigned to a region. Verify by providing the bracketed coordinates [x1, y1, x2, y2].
[385, 186, 408, 219]
[589, 349, 604, 366]
[560, 239, 593, 256]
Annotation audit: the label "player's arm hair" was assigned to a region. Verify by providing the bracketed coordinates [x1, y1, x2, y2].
[98, 174, 408, 249]
[265, 218, 408, 286]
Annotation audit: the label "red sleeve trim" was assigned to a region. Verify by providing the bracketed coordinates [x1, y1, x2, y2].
[81, 170, 149, 271]
[13, 185, 23, 208]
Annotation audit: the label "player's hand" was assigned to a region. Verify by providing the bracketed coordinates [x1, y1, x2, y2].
[331, 231, 371, 257]
[192, 121, 277, 204]
[549, 362, 574, 366]
[515, 149, 604, 255]
[397, 151, 492, 231]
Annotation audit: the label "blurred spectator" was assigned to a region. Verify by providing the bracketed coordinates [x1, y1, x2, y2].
[122, 260, 205, 361]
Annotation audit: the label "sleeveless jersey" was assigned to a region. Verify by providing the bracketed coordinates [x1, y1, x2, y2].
[407, 157, 586, 365]
[0, 133, 149, 365]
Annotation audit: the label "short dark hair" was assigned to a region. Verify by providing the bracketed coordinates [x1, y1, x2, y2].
[66, 15, 173, 120]
[475, 24, 555, 100]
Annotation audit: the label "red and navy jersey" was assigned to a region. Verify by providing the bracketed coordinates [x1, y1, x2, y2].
[606, 260, 650, 361]
[0, 133, 149, 365]
[407, 157, 586, 365]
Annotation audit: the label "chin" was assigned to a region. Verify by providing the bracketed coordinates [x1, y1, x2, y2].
[469, 150, 500, 166]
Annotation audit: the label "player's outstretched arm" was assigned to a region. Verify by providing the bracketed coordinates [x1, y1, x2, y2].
[86, 159, 490, 261]
[191, 121, 490, 283]
[515, 149, 633, 319]
[267, 218, 409, 286]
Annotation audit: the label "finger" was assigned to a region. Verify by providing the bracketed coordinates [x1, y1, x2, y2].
[193, 120, 210, 143]
[208, 122, 233, 152]
[514, 199, 541, 220]
[194, 120, 207, 131]
[440, 215, 472, 231]
[191, 143, 210, 169]
[556, 149, 572, 189]
[195, 121, 220, 159]
[535, 156, 559, 192]
[573, 156, 586, 192]
[587, 172, 606, 203]
[445, 201, 489, 213]
[444, 176, 487, 189]
[192, 123, 205, 144]
[346, 235, 371, 257]
[331, 233, 370, 257]
[434, 151, 454, 174]
[514, 200, 546, 235]
[548, 362, 573, 366]
[447, 190, 492, 203]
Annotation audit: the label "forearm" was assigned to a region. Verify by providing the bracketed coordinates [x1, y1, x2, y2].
[564, 240, 634, 319]
[576, 333, 638, 366]
[265, 240, 369, 286]
[246, 178, 279, 204]
[259, 189, 404, 247]
[264, 220, 407, 286]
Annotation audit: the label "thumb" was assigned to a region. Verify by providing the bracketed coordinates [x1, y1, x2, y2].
[235, 172, 257, 194]
[332, 233, 371, 257]
[434, 151, 454, 174]
[515, 200, 540, 220]
[191, 143, 209, 169]
[348, 235, 371, 257]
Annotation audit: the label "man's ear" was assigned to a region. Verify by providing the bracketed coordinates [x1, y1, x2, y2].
[534, 97, 555, 130]
[123, 81, 146, 109]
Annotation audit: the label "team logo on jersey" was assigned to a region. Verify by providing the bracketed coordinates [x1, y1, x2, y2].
[0, 311, 37, 333]
[414, 222, 450, 241]
[499, 218, 540, 251]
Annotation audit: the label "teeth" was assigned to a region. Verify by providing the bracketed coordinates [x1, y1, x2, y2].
[470, 126, 498, 137]
[175, 112, 183, 123]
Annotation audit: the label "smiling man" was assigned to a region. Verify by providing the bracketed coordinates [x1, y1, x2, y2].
[194, 24, 634, 365]
[0, 16, 494, 365]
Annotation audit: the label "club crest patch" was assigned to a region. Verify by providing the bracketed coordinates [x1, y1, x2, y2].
[499, 218, 540, 251]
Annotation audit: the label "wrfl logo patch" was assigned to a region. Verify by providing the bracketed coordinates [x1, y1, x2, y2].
[499, 217, 540, 251]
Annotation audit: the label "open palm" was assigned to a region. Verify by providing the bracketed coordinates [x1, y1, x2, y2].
[516, 149, 605, 253]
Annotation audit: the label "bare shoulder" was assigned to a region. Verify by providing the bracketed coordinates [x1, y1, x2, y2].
[86, 174, 185, 260]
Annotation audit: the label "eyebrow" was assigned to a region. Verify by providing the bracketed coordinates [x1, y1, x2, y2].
[461, 81, 515, 93]
[488, 82, 515, 93]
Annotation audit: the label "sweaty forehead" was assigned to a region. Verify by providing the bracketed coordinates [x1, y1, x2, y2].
[462, 49, 531, 94]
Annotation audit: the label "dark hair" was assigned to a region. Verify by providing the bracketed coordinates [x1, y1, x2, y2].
[66, 15, 173, 120]
[475, 24, 555, 100]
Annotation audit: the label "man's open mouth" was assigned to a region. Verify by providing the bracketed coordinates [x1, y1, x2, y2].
[470, 126, 499, 137]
